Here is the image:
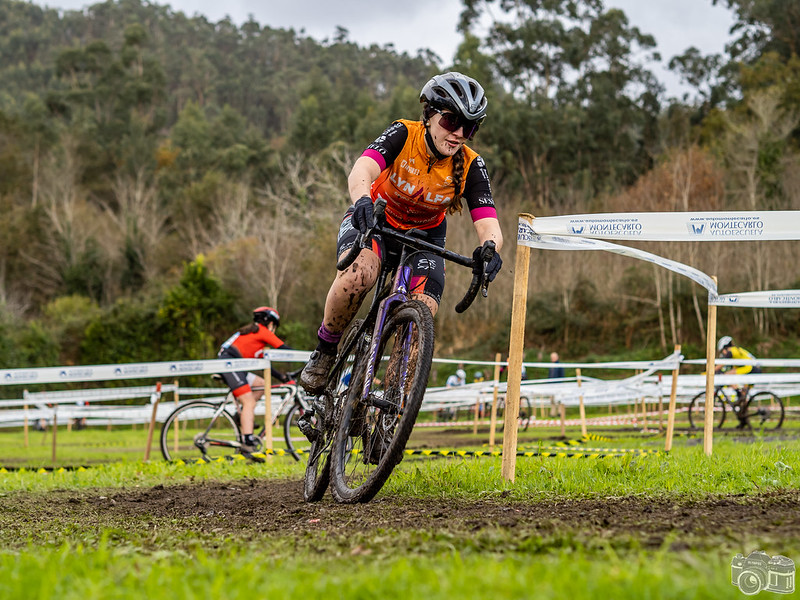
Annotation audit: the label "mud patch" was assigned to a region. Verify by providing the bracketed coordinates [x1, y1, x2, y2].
[2, 479, 798, 552]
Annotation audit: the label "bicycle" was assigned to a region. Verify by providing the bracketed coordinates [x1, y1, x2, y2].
[687, 384, 785, 431]
[159, 369, 313, 462]
[303, 198, 496, 504]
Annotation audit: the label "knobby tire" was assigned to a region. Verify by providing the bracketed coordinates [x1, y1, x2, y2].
[330, 300, 435, 504]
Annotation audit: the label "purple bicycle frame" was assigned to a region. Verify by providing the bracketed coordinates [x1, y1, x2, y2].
[357, 262, 415, 408]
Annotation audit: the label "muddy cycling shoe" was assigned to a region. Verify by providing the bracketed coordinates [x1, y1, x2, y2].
[300, 349, 337, 394]
[297, 410, 320, 443]
[240, 435, 265, 463]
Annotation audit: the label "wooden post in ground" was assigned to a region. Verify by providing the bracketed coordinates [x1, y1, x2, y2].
[665, 345, 682, 452]
[559, 402, 566, 437]
[23, 389, 29, 448]
[704, 277, 718, 456]
[144, 382, 163, 461]
[473, 394, 480, 435]
[173, 379, 180, 455]
[577, 368, 587, 437]
[263, 361, 273, 458]
[51, 407, 57, 465]
[489, 353, 501, 449]
[502, 213, 534, 482]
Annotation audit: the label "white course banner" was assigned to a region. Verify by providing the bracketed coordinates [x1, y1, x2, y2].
[525, 211, 800, 242]
[0, 350, 311, 386]
[517, 221, 718, 294]
[709, 289, 800, 308]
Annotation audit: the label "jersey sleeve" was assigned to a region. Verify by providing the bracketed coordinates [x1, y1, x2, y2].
[463, 155, 497, 222]
[257, 325, 285, 349]
[361, 121, 408, 171]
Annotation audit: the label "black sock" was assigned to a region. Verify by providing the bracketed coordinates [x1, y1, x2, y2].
[316, 339, 338, 355]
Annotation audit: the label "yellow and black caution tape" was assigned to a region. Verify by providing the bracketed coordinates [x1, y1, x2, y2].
[581, 433, 613, 442]
[400, 448, 623, 459]
[521, 443, 660, 454]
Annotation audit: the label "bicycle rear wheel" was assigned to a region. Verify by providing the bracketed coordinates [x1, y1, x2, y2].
[303, 319, 363, 502]
[331, 300, 434, 504]
[687, 390, 726, 430]
[744, 391, 784, 430]
[160, 401, 240, 462]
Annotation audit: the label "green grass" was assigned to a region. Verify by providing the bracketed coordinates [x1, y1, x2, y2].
[0, 426, 797, 599]
[0, 542, 756, 600]
[0, 430, 797, 497]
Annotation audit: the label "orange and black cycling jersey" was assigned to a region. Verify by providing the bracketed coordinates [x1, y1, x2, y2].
[362, 119, 497, 230]
[220, 324, 286, 358]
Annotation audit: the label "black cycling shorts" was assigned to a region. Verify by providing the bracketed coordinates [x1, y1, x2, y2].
[336, 205, 446, 304]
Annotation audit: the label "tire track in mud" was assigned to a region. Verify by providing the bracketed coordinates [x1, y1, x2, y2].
[2, 479, 798, 550]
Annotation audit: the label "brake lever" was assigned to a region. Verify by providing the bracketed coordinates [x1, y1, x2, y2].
[480, 242, 496, 297]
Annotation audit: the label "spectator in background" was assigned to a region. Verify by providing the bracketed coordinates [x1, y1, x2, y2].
[548, 352, 565, 379]
[446, 368, 467, 387]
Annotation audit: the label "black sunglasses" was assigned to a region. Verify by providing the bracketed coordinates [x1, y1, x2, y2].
[430, 107, 482, 140]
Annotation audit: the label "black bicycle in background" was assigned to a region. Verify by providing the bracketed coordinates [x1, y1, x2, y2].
[687, 384, 785, 431]
[159, 369, 312, 462]
[303, 198, 496, 504]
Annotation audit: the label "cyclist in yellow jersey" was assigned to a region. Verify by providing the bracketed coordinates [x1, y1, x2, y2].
[300, 72, 503, 394]
[715, 336, 761, 402]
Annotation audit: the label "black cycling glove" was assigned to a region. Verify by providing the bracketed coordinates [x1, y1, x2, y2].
[472, 244, 503, 282]
[351, 195, 375, 234]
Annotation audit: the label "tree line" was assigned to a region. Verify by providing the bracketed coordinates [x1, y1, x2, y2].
[0, 0, 799, 380]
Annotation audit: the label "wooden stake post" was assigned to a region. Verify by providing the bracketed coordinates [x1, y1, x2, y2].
[23, 389, 29, 448]
[263, 362, 273, 456]
[489, 353, 501, 449]
[577, 368, 587, 437]
[502, 213, 534, 482]
[51, 407, 57, 465]
[173, 379, 180, 454]
[665, 345, 681, 452]
[144, 382, 163, 461]
[704, 277, 718, 456]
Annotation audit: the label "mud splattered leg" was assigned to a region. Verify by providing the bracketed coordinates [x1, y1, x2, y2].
[322, 249, 381, 334]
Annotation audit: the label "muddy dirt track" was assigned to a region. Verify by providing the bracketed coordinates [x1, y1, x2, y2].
[4, 479, 798, 550]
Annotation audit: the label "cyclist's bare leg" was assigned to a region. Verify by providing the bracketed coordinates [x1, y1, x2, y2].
[238, 391, 258, 436]
[321, 249, 381, 334]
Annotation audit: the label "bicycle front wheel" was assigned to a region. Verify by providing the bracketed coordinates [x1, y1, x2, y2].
[331, 300, 435, 504]
[687, 390, 726, 430]
[160, 401, 240, 462]
[744, 392, 784, 430]
[303, 319, 363, 502]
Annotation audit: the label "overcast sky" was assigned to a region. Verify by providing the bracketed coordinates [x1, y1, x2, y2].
[32, 0, 736, 98]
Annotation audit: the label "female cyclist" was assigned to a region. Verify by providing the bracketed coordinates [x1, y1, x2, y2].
[218, 306, 291, 458]
[300, 71, 503, 395]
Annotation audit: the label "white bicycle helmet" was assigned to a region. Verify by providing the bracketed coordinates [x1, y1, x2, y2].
[717, 335, 733, 352]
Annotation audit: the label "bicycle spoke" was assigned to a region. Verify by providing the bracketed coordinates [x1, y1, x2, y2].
[331, 301, 434, 503]
[160, 402, 239, 462]
[744, 392, 785, 431]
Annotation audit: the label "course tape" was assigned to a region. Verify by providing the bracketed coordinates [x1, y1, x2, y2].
[517, 223, 717, 294]
[522, 211, 800, 242]
[709, 290, 800, 308]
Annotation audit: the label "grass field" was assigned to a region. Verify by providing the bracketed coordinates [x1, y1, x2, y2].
[0, 414, 798, 599]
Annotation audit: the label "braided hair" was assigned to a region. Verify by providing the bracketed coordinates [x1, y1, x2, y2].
[449, 147, 465, 215]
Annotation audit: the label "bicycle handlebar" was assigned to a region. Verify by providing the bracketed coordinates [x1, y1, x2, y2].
[335, 198, 492, 313]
